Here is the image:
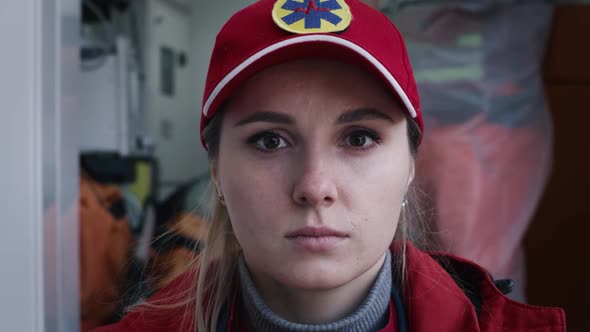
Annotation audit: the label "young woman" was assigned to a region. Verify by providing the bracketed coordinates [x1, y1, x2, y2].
[95, 0, 565, 331]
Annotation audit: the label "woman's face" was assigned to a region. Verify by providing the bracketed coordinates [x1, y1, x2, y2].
[212, 59, 413, 290]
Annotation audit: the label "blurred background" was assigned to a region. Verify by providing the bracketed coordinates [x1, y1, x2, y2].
[0, 0, 588, 331]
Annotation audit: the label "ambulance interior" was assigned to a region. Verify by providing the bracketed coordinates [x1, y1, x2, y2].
[1, 0, 589, 331]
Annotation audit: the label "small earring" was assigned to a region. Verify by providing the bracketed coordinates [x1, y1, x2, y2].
[401, 196, 408, 207]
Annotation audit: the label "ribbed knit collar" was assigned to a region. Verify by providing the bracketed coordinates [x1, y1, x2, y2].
[237, 250, 392, 332]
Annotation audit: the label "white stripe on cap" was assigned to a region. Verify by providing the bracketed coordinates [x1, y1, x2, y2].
[203, 34, 417, 119]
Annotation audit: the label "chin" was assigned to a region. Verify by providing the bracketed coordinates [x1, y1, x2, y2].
[272, 259, 356, 290]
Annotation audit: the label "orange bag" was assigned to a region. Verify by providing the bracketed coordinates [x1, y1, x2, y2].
[79, 175, 132, 331]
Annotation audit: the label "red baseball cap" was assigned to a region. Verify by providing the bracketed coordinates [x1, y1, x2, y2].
[200, 0, 422, 148]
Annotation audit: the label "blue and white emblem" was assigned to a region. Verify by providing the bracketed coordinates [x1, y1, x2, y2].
[272, 0, 352, 34]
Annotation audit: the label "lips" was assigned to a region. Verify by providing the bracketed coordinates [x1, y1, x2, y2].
[285, 226, 348, 252]
[285, 226, 348, 238]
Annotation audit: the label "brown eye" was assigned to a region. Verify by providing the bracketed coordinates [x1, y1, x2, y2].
[348, 134, 367, 147]
[262, 135, 280, 149]
[343, 130, 381, 150]
[251, 132, 288, 150]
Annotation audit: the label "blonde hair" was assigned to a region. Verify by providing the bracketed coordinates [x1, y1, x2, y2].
[194, 199, 239, 331]
[131, 187, 241, 332]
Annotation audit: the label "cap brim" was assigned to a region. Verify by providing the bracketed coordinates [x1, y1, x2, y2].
[202, 34, 418, 142]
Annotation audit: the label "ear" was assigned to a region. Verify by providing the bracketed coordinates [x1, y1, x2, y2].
[407, 160, 415, 188]
[210, 161, 222, 194]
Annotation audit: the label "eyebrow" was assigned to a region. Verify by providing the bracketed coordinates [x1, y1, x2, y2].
[234, 111, 295, 127]
[335, 107, 395, 124]
[233, 107, 395, 127]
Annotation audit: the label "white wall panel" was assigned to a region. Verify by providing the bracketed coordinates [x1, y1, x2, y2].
[141, 0, 254, 197]
[0, 0, 80, 330]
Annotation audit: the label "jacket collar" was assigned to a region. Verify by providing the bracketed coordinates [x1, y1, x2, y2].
[401, 243, 566, 332]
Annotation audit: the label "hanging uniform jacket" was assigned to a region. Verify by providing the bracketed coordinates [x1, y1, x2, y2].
[93, 243, 565, 332]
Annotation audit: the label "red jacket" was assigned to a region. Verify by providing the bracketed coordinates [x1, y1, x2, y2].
[94, 244, 565, 332]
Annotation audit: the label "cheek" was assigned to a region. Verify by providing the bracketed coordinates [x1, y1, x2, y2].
[347, 149, 410, 200]
[354, 181, 403, 233]
[345, 151, 410, 233]
[216, 155, 294, 241]
[220, 156, 291, 208]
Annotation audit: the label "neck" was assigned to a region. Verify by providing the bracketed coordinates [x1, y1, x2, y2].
[238, 251, 392, 331]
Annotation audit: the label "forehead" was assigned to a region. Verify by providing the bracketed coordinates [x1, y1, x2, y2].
[234, 59, 390, 94]
[224, 59, 404, 120]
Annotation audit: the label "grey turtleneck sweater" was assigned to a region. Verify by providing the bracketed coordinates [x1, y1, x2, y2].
[237, 250, 392, 332]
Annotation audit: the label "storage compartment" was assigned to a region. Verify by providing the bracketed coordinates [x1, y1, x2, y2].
[525, 5, 590, 331]
[544, 5, 590, 83]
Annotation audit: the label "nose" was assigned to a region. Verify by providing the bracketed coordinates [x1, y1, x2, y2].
[292, 153, 338, 207]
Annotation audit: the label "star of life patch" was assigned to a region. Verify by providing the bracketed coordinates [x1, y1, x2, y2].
[272, 0, 352, 34]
